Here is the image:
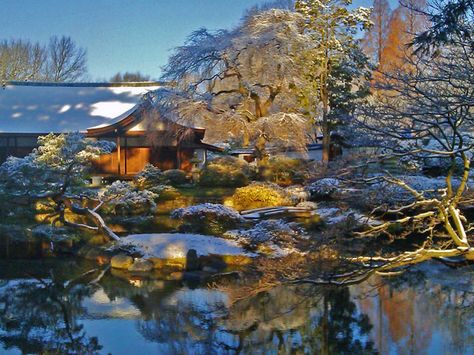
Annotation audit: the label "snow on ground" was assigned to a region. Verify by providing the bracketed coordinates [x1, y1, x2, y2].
[317, 207, 382, 226]
[121, 233, 256, 259]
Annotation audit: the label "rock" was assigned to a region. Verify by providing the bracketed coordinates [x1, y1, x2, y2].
[168, 271, 184, 280]
[31, 225, 69, 240]
[186, 249, 200, 271]
[122, 233, 255, 259]
[111, 254, 134, 269]
[128, 258, 154, 272]
[296, 201, 317, 209]
[202, 266, 218, 274]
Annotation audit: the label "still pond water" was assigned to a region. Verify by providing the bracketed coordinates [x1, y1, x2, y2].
[0, 259, 473, 354]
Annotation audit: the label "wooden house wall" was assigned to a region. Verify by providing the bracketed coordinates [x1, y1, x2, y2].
[91, 146, 196, 176]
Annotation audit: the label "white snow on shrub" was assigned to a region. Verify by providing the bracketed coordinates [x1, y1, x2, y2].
[171, 203, 245, 223]
[100, 181, 157, 215]
[121, 233, 255, 259]
[307, 178, 341, 198]
[226, 219, 306, 257]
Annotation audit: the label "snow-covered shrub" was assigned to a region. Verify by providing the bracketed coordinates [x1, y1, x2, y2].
[100, 181, 157, 216]
[163, 169, 188, 186]
[228, 219, 305, 256]
[229, 182, 293, 211]
[134, 164, 169, 189]
[199, 156, 250, 187]
[0, 132, 114, 197]
[306, 178, 341, 200]
[171, 203, 245, 235]
[258, 156, 308, 185]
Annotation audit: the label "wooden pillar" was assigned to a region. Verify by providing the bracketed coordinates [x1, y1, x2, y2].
[116, 135, 121, 175]
[124, 137, 128, 175]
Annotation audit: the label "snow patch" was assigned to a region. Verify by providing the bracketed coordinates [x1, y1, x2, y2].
[121, 233, 256, 259]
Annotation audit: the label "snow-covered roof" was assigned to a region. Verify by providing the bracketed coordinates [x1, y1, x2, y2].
[0, 81, 162, 133]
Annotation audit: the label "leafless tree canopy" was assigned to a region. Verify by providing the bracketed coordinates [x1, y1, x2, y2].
[0, 36, 87, 82]
[0, 40, 46, 81]
[46, 36, 87, 82]
[353, 29, 474, 263]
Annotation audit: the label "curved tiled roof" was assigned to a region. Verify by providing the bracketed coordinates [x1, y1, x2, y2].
[0, 81, 162, 133]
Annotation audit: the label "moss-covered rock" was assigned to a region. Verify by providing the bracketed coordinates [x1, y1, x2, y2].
[111, 254, 134, 269]
[128, 258, 154, 272]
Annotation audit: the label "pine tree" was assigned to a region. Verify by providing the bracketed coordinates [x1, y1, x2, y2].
[295, 0, 371, 162]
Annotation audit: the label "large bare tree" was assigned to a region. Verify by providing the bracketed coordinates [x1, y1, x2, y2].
[46, 36, 87, 82]
[354, 29, 474, 266]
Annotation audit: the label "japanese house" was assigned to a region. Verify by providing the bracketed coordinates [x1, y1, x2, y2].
[0, 81, 220, 176]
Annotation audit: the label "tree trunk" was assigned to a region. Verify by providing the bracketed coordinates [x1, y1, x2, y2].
[321, 90, 330, 163]
[254, 134, 268, 164]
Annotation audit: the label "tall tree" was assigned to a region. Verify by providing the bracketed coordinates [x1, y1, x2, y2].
[46, 36, 87, 82]
[362, 0, 392, 64]
[158, 9, 312, 162]
[379, 0, 428, 73]
[295, 0, 372, 162]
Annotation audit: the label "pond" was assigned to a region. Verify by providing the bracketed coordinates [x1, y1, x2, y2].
[0, 259, 472, 354]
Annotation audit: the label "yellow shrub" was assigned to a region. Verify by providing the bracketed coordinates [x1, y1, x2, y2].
[229, 182, 293, 211]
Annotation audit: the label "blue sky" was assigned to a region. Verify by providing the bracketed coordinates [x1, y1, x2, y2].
[0, 0, 397, 81]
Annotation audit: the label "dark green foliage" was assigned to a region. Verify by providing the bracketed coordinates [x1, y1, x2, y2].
[163, 169, 188, 186]
[258, 156, 309, 185]
[199, 156, 250, 187]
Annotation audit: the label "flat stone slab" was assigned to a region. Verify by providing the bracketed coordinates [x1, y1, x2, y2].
[240, 206, 316, 220]
[121, 233, 256, 259]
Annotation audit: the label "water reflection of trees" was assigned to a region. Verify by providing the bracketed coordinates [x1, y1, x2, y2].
[0, 262, 102, 354]
[125, 264, 473, 354]
[0, 260, 472, 354]
[127, 283, 375, 354]
[354, 264, 474, 355]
